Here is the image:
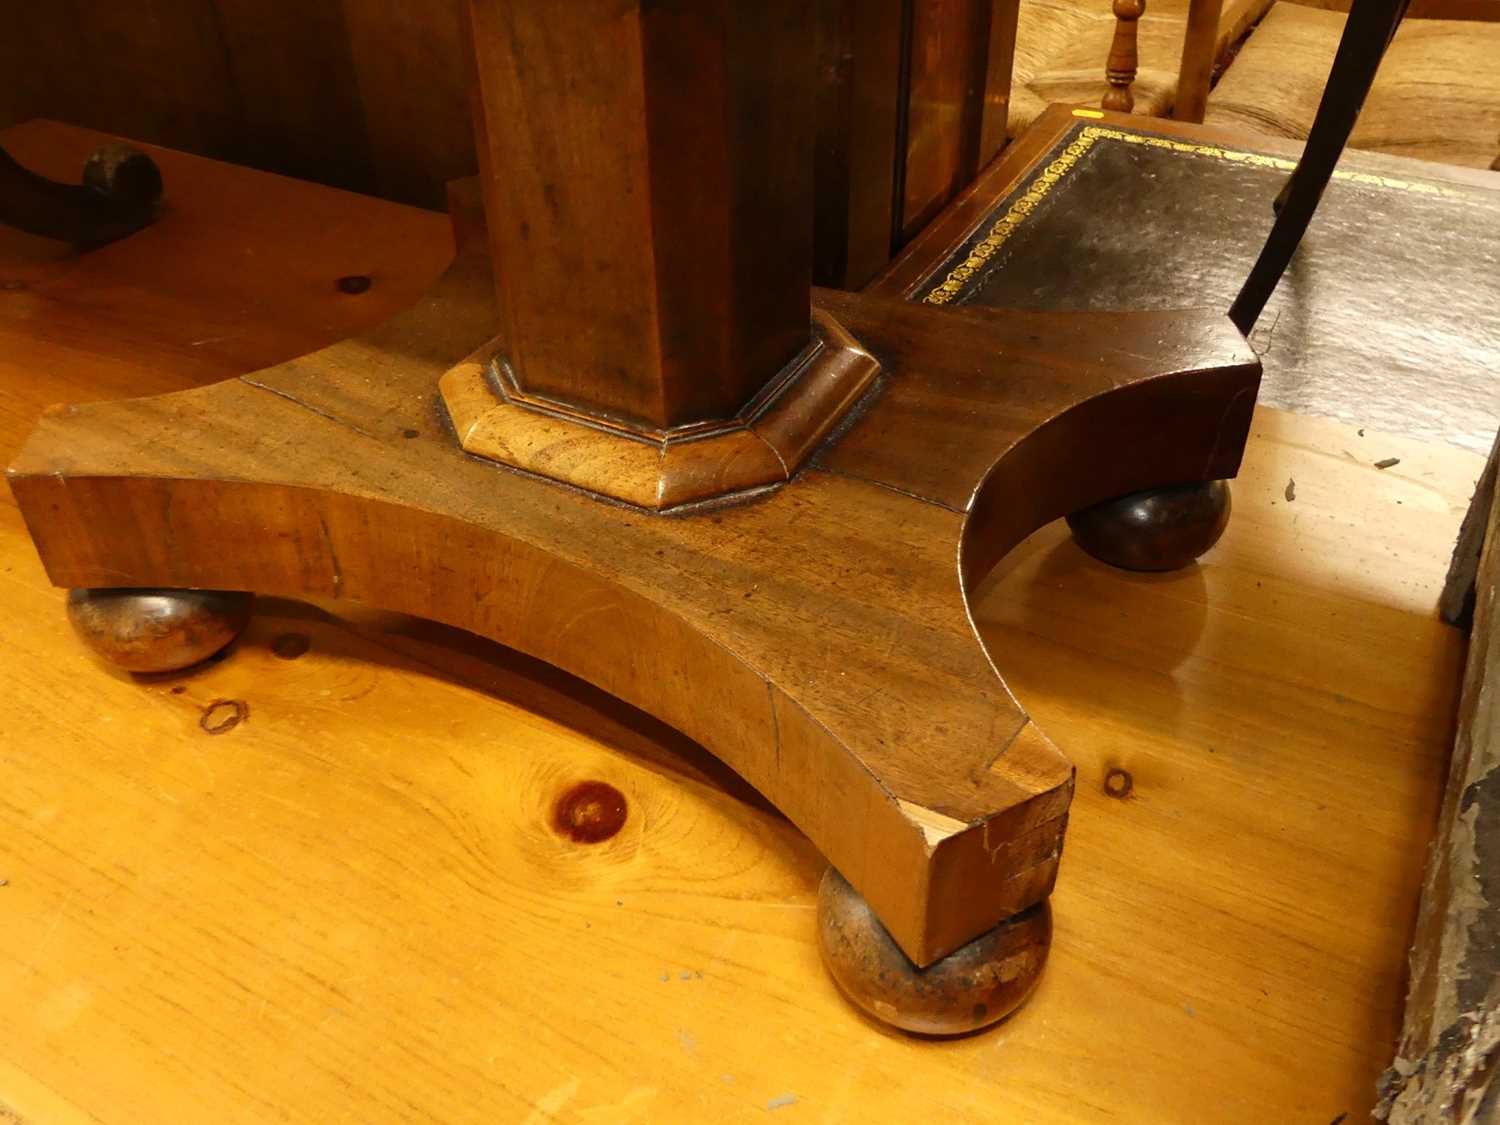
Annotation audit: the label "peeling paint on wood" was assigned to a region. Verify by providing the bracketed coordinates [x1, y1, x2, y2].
[1378, 429, 1500, 1123]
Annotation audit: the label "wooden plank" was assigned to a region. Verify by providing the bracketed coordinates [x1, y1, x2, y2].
[0, 121, 1482, 1123]
[979, 0, 1023, 164]
[1379, 427, 1500, 1122]
[1440, 433, 1499, 625]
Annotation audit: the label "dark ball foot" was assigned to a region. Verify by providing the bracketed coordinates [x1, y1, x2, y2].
[816, 868, 1051, 1036]
[1066, 478, 1231, 572]
[66, 588, 253, 674]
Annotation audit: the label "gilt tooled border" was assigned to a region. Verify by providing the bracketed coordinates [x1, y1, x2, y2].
[920, 121, 1469, 307]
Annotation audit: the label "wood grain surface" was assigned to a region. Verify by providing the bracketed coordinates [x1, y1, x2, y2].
[0, 120, 1480, 1123]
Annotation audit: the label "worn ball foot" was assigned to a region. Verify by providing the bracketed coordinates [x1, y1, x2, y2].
[66, 588, 252, 674]
[817, 868, 1051, 1036]
[1066, 478, 1231, 572]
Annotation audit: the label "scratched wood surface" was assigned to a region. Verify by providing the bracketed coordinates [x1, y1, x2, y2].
[0, 120, 1480, 1124]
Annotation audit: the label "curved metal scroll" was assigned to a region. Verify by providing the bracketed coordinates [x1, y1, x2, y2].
[0, 141, 163, 247]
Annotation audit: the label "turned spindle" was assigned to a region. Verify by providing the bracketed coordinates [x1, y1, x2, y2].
[1103, 0, 1145, 113]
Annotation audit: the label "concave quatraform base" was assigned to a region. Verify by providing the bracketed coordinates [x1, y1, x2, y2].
[6, 239, 1259, 976]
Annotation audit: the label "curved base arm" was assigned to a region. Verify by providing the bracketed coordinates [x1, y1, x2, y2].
[7, 246, 1259, 974]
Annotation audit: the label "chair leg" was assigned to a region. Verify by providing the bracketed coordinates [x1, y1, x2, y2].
[1173, 0, 1220, 124]
[1229, 0, 1410, 334]
[1103, 0, 1145, 113]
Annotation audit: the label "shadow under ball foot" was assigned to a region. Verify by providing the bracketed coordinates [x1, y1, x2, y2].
[817, 868, 1051, 1036]
[1067, 479, 1231, 572]
[66, 588, 253, 674]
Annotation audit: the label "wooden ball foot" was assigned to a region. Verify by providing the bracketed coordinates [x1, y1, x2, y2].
[1066, 479, 1231, 572]
[66, 588, 252, 674]
[817, 868, 1051, 1036]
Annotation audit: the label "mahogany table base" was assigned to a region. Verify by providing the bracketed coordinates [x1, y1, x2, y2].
[7, 235, 1259, 1035]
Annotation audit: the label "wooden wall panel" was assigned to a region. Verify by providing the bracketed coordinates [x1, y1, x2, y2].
[898, 0, 1019, 246]
[814, 0, 1020, 286]
[1, 0, 242, 160]
[210, 0, 377, 194]
[4, 2, 1016, 261]
[2, 0, 474, 208]
[339, 0, 474, 208]
[813, 0, 905, 288]
[902, 0, 993, 239]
